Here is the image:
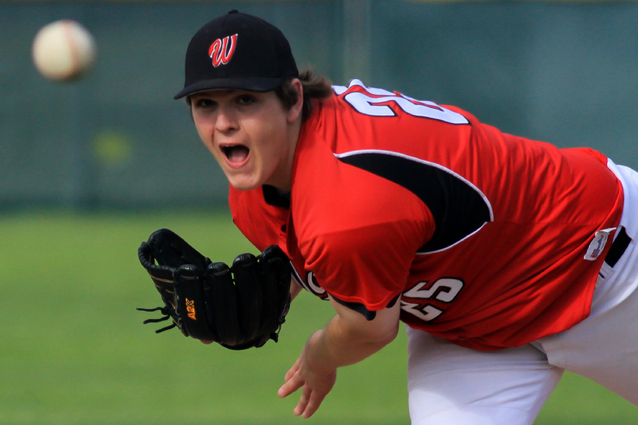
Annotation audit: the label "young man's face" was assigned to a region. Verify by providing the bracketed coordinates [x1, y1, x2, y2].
[190, 86, 301, 191]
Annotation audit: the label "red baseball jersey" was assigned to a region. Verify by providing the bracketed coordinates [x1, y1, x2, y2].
[229, 80, 623, 351]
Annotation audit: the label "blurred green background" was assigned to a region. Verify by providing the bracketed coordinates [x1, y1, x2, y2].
[0, 211, 636, 424]
[3, 0, 638, 210]
[1, 0, 638, 423]
[0, 210, 411, 425]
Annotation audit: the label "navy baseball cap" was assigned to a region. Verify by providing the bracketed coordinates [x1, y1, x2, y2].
[174, 10, 299, 99]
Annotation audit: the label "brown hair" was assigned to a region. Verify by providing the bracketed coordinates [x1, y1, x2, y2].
[274, 69, 333, 121]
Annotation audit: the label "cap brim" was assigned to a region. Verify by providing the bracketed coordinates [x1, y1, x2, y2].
[174, 77, 285, 99]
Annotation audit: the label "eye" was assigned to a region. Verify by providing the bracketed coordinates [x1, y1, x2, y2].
[236, 94, 256, 105]
[193, 98, 215, 108]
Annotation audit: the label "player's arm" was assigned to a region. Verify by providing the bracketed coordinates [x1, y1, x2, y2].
[290, 279, 303, 301]
[278, 295, 401, 418]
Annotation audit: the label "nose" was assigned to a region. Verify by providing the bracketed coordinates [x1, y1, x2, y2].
[215, 104, 238, 133]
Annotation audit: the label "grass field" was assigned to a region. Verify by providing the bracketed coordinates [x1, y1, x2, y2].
[0, 210, 635, 424]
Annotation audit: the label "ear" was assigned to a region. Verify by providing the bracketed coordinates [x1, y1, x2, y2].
[286, 78, 304, 123]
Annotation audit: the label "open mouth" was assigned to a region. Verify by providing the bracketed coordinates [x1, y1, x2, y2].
[221, 144, 250, 166]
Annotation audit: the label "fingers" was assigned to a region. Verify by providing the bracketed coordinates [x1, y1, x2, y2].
[278, 369, 303, 399]
[278, 351, 336, 419]
[293, 385, 312, 416]
[295, 386, 326, 419]
[294, 385, 326, 419]
[284, 357, 301, 382]
[278, 369, 330, 419]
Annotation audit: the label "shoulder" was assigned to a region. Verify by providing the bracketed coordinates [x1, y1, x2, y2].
[291, 142, 433, 261]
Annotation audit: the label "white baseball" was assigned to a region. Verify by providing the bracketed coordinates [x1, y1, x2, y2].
[32, 20, 96, 82]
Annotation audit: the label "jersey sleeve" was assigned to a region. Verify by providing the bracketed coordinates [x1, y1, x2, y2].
[302, 216, 428, 311]
[293, 152, 434, 311]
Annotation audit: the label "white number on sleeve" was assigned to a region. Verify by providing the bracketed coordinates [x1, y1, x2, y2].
[335, 80, 469, 124]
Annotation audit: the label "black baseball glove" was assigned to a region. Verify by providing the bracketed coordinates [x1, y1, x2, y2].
[137, 228, 291, 350]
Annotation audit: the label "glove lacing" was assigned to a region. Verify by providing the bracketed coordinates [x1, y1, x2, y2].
[137, 306, 177, 333]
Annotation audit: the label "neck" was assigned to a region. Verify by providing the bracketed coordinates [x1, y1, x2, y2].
[267, 115, 303, 192]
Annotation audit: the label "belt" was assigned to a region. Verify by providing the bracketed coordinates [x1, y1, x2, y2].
[605, 226, 631, 267]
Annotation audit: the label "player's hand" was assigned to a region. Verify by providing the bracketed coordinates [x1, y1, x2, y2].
[278, 331, 337, 418]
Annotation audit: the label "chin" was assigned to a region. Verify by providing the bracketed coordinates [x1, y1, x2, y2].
[228, 176, 262, 192]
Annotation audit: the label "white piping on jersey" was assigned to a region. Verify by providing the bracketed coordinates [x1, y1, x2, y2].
[415, 222, 489, 255]
[333, 79, 395, 95]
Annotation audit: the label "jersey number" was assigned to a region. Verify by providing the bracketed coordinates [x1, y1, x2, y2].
[400, 278, 464, 322]
[336, 80, 468, 124]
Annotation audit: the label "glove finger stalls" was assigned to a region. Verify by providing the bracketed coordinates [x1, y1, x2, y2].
[147, 228, 211, 270]
[231, 253, 263, 344]
[138, 241, 175, 283]
[258, 246, 292, 342]
[174, 264, 216, 341]
[138, 240, 180, 328]
[204, 262, 241, 346]
[138, 241, 154, 268]
[260, 246, 292, 287]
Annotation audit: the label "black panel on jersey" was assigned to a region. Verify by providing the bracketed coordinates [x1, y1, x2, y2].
[332, 294, 400, 321]
[337, 152, 492, 253]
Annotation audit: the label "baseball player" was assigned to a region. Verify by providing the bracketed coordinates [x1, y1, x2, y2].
[173, 10, 638, 424]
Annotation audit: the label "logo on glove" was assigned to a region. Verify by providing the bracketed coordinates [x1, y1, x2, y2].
[186, 298, 197, 320]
